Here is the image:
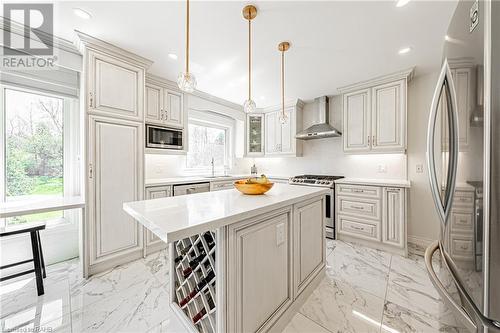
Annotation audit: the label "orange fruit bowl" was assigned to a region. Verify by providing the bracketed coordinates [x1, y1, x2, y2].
[233, 180, 274, 195]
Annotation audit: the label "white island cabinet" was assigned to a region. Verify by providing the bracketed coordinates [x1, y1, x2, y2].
[123, 184, 328, 333]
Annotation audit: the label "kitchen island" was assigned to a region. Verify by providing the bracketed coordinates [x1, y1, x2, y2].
[123, 184, 328, 333]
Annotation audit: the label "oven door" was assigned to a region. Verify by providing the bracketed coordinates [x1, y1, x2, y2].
[146, 125, 183, 149]
[325, 189, 335, 239]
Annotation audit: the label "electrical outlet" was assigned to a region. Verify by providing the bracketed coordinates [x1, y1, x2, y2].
[378, 164, 387, 173]
[276, 223, 285, 246]
[416, 164, 424, 173]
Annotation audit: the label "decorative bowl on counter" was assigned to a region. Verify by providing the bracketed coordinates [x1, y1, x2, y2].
[233, 180, 274, 195]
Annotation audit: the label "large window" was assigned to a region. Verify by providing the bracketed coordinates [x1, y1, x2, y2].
[186, 121, 229, 170]
[2, 88, 67, 224]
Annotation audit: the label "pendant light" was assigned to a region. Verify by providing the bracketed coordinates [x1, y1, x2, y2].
[242, 5, 257, 113]
[278, 41, 290, 124]
[177, 0, 197, 92]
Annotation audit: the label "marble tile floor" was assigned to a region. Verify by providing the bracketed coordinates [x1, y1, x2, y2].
[0, 240, 467, 333]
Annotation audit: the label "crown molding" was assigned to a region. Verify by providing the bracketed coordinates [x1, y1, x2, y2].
[1, 17, 80, 55]
[75, 30, 153, 69]
[146, 73, 244, 112]
[448, 57, 475, 69]
[337, 67, 415, 93]
[262, 98, 304, 113]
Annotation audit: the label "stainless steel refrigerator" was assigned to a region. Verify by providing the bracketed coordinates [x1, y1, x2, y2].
[425, 0, 500, 331]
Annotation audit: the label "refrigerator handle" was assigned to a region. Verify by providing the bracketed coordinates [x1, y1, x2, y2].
[426, 59, 460, 226]
[425, 241, 477, 332]
[426, 241, 500, 331]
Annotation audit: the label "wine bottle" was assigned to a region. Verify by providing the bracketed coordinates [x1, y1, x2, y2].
[192, 308, 207, 323]
[203, 232, 215, 248]
[182, 252, 206, 276]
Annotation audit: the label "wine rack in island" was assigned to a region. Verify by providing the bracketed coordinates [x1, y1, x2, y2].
[173, 231, 217, 333]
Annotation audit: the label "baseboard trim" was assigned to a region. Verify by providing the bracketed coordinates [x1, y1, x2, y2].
[408, 235, 435, 256]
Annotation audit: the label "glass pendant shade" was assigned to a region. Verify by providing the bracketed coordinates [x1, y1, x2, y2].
[243, 99, 256, 113]
[177, 72, 197, 93]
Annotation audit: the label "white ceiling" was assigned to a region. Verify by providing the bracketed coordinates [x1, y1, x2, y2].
[53, 1, 457, 107]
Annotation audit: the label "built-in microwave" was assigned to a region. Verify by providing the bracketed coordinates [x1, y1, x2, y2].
[146, 124, 183, 150]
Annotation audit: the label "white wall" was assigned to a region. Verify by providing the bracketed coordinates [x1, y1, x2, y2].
[406, 71, 442, 245]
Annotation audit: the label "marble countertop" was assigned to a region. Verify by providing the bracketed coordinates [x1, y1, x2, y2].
[123, 183, 328, 244]
[335, 177, 411, 188]
[145, 174, 291, 186]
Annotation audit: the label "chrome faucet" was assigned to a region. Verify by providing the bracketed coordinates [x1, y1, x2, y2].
[211, 157, 215, 177]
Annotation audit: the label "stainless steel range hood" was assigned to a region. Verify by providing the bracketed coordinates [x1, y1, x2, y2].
[295, 96, 342, 140]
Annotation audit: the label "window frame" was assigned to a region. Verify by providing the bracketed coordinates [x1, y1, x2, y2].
[185, 117, 233, 173]
[0, 84, 80, 228]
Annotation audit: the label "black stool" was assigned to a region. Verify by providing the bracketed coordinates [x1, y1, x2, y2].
[0, 222, 46, 295]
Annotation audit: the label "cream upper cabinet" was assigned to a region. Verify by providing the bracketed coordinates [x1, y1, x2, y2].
[145, 75, 184, 129]
[88, 116, 144, 269]
[145, 83, 163, 125]
[371, 80, 406, 152]
[262, 100, 303, 157]
[246, 114, 265, 156]
[339, 69, 413, 154]
[452, 67, 473, 150]
[343, 89, 371, 152]
[163, 89, 183, 128]
[87, 50, 145, 122]
[265, 111, 282, 154]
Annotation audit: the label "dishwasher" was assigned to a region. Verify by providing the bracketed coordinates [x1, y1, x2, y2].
[173, 182, 210, 196]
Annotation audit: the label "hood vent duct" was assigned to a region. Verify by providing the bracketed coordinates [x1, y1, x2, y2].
[295, 96, 342, 140]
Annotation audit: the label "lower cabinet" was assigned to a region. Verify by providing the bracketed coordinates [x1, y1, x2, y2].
[144, 185, 172, 254]
[226, 196, 325, 332]
[382, 187, 405, 248]
[227, 209, 293, 333]
[293, 199, 325, 296]
[336, 182, 407, 255]
[87, 115, 144, 273]
[448, 189, 475, 263]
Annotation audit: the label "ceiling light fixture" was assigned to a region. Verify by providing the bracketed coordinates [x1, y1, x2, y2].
[398, 46, 412, 55]
[278, 41, 290, 124]
[396, 0, 411, 7]
[242, 5, 257, 113]
[168, 53, 178, 60]
[177, 0, 197, 93]
[73, 8, 91, 20]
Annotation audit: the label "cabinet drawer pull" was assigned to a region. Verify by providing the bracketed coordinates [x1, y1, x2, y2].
[351, 226, 364, 231]
[352, 189, 364, 193]
[460, 245, 469, 250]
[350, 205, 365, 210]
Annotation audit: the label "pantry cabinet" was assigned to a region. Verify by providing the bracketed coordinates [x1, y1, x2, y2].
[144, 185, 172, 254]
[77, 31, 152, 275]
[336, 181, 408, 255]
[87, 116, 144, 272]
[145, 77, 184, 128]
[339, 69, 413, 154]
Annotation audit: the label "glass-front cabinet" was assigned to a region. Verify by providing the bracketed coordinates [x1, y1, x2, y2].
[246, 114, 264, 156]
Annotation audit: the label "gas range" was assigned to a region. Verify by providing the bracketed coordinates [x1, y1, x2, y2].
[289, 175, 344, 188]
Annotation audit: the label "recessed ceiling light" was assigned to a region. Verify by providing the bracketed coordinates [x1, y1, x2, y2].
[396, 0, 411, 7]
[73, 8, 92, 20]
[398, 47, 412, 55]
[168, 53, 178, 60]
[445, 35, 451, 41]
